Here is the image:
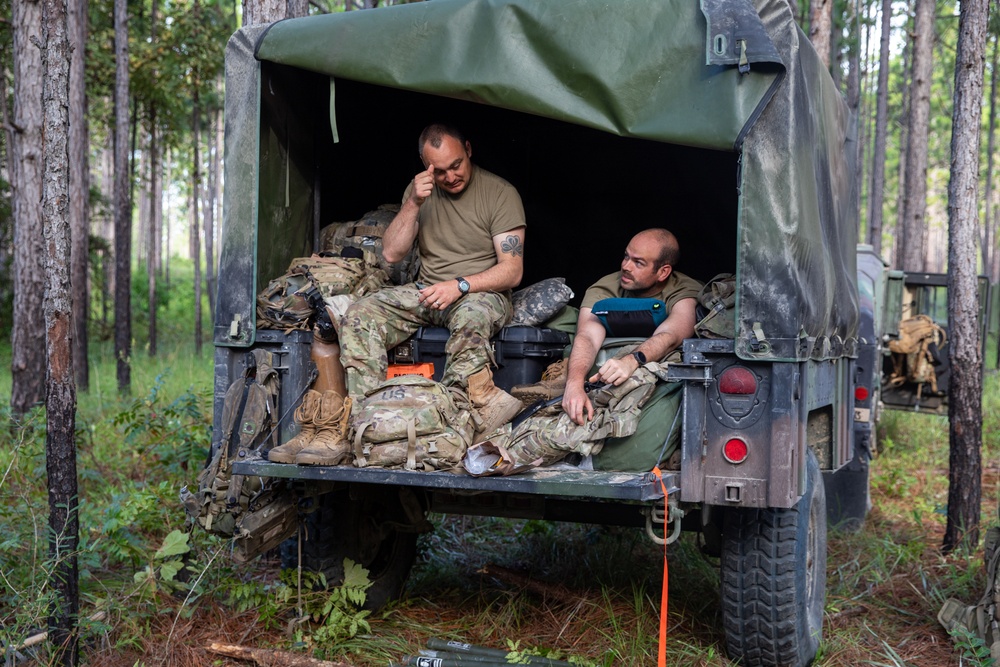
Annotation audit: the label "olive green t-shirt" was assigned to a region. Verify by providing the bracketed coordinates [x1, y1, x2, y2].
[402, 165, 526, 284]
[581, 270, 703, 312]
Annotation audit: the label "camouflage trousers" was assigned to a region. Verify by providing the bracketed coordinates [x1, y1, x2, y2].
[339, 283, 512, 404]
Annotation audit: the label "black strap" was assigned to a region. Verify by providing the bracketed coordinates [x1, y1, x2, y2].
[227, 353, 258, 460]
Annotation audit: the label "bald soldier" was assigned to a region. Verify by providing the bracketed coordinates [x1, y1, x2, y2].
[562, 229, 701, 426]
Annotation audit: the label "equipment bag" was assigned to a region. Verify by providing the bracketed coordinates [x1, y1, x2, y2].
[256, 254, 389, 332]
[694, 273, 736, 339]
[939, 525, 1000, 660]
[180, 349, 283, 538]
[591, 297, 667, 337]
[351, 375, 474, 471]
[320, 204, 420, 286]
[887, 314, 947, 393]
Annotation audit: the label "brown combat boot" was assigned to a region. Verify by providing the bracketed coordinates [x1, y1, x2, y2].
[295, 391, 353, 465]
[467, 366, 524, 438]
[511, 358, 568, 404]
[268, 389, 322, 463]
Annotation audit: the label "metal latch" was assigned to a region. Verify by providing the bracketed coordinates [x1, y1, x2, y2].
[645, 496, 684, 546]
[229, 313, 242, 340]
[749, 321, 771, 354]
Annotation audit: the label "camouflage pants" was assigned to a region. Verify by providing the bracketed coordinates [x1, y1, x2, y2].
[339, 283, 512, 403]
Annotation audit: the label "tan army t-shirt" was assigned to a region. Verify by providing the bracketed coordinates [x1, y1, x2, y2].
[403, 165, 525, 284]
[581, 270, 703, 312]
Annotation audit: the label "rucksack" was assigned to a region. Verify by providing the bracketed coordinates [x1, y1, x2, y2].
[320, 204, 420, 286]
[465, 365, 660, 473]
[350, 375, 474, 471]
[256, 254, 390, 332]
[180, 349, 293, 553]
[694, 273, 736, 339]
[887, 314, 947, 394]
[939, 525, 1000, 659]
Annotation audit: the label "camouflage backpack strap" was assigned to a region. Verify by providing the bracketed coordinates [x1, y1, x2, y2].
[694, 273, 736, 339]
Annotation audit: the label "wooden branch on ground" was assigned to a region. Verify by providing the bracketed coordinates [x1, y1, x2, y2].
[206, 642, 359, 667]
[479, 563, 579, 605]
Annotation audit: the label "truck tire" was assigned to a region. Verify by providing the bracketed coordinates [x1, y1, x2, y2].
[720, 450, 827, 667]
[282, 484, 424, 611]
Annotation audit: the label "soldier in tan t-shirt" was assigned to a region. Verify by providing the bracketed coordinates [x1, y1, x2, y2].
[562, 228, 701, 426]
[339, 124, 527, 438]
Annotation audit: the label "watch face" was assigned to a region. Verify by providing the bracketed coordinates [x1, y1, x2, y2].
[458, 278, 470, 294]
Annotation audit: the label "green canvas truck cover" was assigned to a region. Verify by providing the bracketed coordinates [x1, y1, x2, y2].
[216, 0, 859, 363]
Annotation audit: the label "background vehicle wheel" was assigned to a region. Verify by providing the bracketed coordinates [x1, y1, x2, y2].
[720, 450, 827, 667]
[282, 484, 428, 610]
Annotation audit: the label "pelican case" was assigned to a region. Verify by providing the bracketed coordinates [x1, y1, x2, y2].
[388, 325, 569, 391]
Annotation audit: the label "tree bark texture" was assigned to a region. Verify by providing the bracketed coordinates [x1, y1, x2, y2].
[192, 91, 203, 356]
[901, 0, 935, 272]
[868, 0, 893, 257]
[113, 0, 131, 394]
[11, 0, 48, 415]
[41, 0, 80, 660]
[204, 106, 216, 319]
[943, 0, 988, 554]
[242, 0, 305, 25]
[148, 115, 158, 357]
[68, 0, 89, 391]
[809, 0, 833, 69]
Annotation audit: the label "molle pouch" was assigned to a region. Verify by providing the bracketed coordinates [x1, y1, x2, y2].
[591, 298, 667, 337]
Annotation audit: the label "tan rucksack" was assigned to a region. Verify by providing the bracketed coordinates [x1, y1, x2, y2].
[320, 204, 420, 286]
[887, 314, 947, 395]
[350, 375, 474, 471]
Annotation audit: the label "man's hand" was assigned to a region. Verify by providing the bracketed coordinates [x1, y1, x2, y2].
[562, 381, 595, 426]
[418, 280, 463, 311]
[589, 354, 640, 387]
[411, 165, 435, 205]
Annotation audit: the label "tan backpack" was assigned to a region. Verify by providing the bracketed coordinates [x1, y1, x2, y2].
[350, 375, 474, 471]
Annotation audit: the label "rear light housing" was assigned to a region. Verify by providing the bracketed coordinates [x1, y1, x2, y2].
[723, 437, 749, 464]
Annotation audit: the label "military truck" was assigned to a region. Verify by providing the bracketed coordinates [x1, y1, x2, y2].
[207, 2, 893, 665]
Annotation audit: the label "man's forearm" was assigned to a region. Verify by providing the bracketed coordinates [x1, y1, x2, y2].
[383, 199, 420, 263]
[462, 258, 522, 293]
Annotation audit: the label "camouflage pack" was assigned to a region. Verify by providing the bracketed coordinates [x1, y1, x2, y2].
[939, 525, 1000, 660]
[351, 375, 474, 471]
[694, 273, 736, 339]
[465, 365, 661, 473]
[256, 254, 390, 331]
[320, 204, 420, 286]
[887, 314, 946, 393]
[180, 349, 295, 556]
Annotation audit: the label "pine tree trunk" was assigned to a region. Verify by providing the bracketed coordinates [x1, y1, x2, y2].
[901, 0, 934, 272]
[148, 113, 158, 356]
[204, 109, 216, 319]
[943, 0, 989, 555]
[192, 91, 203, 356]
[11, 0, 48, 416]
[41, 0, 80, 661]
[868, 0, 893, 257]
[68, 0, 89, 392]
[113, 0, 131, 394]
[809, 0, 833, 69]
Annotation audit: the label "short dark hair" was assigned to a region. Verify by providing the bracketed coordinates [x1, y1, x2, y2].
[643, 228, 680, 267]
[418, 123, 467, 159]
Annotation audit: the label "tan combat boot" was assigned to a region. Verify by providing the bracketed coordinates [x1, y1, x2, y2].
[467, 366, 524, 438]
[295, 390, 353, 466]
[511, 358, 568, 404]
[267, 389, 322, 463]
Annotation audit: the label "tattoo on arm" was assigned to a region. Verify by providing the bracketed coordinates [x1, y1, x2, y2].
[501, 235, 524, 257]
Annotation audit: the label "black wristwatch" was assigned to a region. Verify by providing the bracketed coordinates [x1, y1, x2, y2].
[631, 350, 647, 365]
[456, 277, 471, 295]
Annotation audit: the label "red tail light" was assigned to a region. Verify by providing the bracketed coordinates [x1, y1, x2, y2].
[855, 386, 870, 401]
[719, 366, 757, 395]
[723, 438, 749, 463]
